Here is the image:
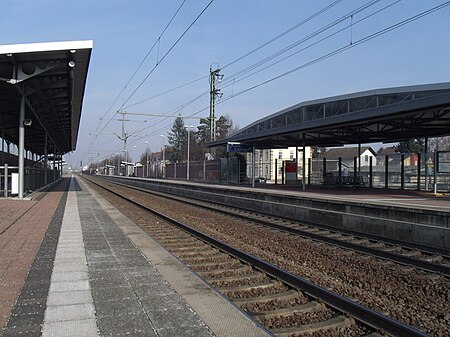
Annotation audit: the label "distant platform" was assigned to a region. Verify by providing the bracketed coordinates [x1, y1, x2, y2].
[98, 175, 450, 251]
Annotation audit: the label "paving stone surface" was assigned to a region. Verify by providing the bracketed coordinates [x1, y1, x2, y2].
[75, 178, 213, 337]
[1, 179, 69, 336]
[41, 178, 98, 337]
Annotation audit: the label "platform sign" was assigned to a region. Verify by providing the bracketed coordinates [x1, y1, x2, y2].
[437, 151, 450, 173]
[227, 142, 253, 153]
[285, 161, 297, 185]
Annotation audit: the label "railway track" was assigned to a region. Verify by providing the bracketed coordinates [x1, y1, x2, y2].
[82, 176, 434, 337]
[97, 176, 450, 278]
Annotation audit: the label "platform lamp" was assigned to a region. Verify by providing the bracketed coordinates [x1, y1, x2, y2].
[123, 149, 128, 176]
[186, 125, 195, 180]
[160, 135, 165, 178]
[116, 152, 120, 176]
[144, 141, 150, 178]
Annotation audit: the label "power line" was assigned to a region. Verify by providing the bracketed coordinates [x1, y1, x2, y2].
[218, 1, 450, 105]
[220, 0, 383, 87]
[219, 0, 402, 93]
[123, 75, 207, 109]
[122, 0, 346, 113]
[118, 0, 215, 110]
[87, 0, 214, 161]
[87, 0, 188, 156]
[221, 0, 345, 71]
[124, 0, 387, 136]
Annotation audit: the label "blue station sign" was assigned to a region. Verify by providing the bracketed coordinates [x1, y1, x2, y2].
[227, 142, 253, 153]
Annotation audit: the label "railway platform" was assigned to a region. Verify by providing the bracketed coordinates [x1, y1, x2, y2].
[0, 176, 270, 337]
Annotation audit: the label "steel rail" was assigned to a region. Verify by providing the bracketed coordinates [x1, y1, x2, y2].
[86, 176, 431, 337]
[97, 176, 450, 278]
[100, 175, 450, 257]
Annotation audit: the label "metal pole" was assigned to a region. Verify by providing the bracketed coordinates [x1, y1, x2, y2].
[433, 150, 437, 194]
[251, 145, 255, 187]
[358, 143, 361, 175]
[295, 146, 298, 184]
[424, 136, 429, 190]
[209, 67, 222, 158]
[161, 145, 166, 178]
[44, 132, 48, 185]
[187, 127, 191, 180]
[18, 94, 25, 199]
[203, 160, 206, 181]
[53, 151, 56, 181]
[4, 164, 8, 197]
[302, 134, 306, 191]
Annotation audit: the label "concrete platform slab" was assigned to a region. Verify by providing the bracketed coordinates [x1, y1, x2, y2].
[78, 176, 270, 337]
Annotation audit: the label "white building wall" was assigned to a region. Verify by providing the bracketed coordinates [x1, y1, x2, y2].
[246, 147, 312, 182]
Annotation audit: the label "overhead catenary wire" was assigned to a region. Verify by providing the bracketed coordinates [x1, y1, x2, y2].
[219, 0, 402, 93]
[118, 0, 215, 110]
[87, 0, 188, 155]
[135, 0, 450, 144]
[124, 0, 391, 138]
[86, 0, 214, 161]
[220, 0, 384, 87]
[87, 1, 449, 164]
[123, 0, 346, 112]
[217, 1, 450, 106]
[122, 0, 353, 136]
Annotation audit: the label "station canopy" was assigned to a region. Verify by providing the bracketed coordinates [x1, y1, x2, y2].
[0, 41, 92, 155]
[210, 82, 450, 149]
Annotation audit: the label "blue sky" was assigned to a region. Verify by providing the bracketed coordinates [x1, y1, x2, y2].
[2, 0, 450, 167]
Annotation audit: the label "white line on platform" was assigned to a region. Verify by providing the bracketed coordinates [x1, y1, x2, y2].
[41, 178, 98, 337]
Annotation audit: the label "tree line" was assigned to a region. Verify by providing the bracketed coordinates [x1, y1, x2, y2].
[139, 114, 238, 164]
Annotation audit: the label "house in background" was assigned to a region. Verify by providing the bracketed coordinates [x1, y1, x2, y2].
[377, 146, 419, 167]
[322, 146, 377, 171]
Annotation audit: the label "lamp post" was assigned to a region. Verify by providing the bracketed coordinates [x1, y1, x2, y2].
[160, 135, 165, 178]
[145, 141, 149, 178]
[123, 149, 128, 176]
[186, 126, 195, 180]
[133, 145, 138, 176]
[116, 152, 120, 175]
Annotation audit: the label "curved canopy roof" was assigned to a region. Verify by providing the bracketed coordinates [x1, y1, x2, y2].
[0, 40, 92, 155]
[211, 82, 450, 149]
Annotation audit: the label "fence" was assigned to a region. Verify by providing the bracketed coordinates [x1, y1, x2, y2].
[308, 152, 449, 192]
[1, 164, 60, 197]
[95, 151, 450, 192]
[165, 160, 221, 183]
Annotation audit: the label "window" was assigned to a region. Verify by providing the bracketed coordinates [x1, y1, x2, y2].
[290, 151, 294, 160]
[365, 155, 369, 164]
[278, 151, 282, 159]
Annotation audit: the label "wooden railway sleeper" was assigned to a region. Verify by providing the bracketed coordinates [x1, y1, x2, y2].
[181, 253, 230, 264]
[188, 259, 241, 269]
[207, 271, 263, 283]
[175, 248, 220, 258]
[220, 280, 282, 293]
[234, 289, 299, 305]
[250, 301, 323, 320]
[197, 265, 253, 277]
[270, 315, 354, 337]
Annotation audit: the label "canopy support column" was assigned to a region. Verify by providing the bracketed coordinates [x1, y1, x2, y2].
[302, 134, 306, 191]
[44, 133, 48, 185]
[251, 145, 255, 188]
[18, 93, 25, 199]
